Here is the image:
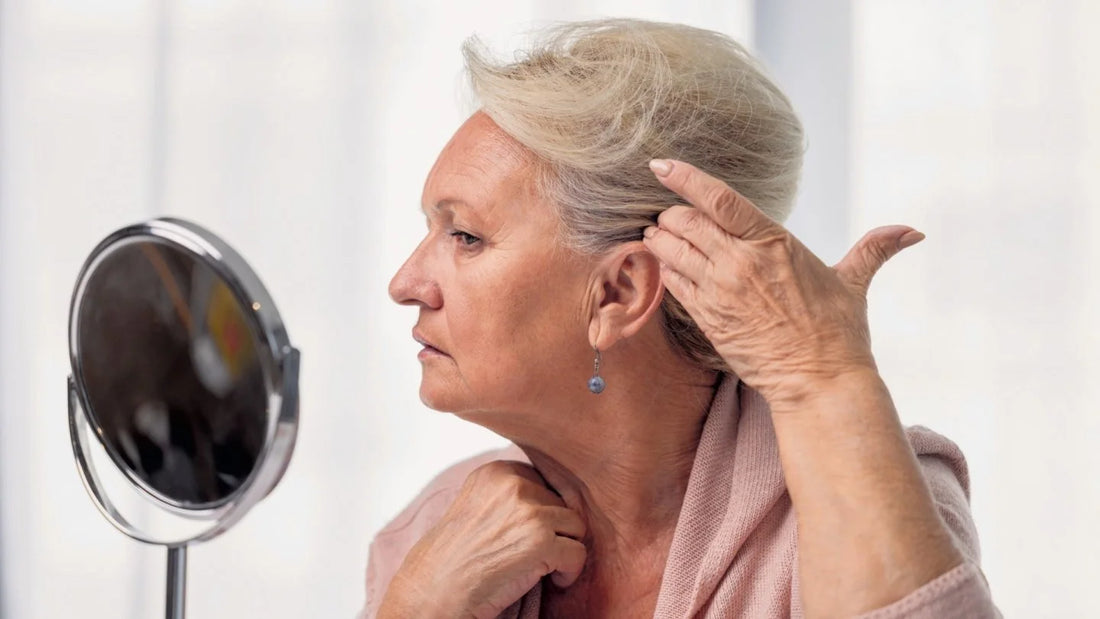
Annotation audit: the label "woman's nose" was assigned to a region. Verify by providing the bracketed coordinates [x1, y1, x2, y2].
[388, 242, 442, 309]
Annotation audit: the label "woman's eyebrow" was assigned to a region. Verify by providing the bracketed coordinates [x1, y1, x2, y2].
[421, 199, 470, 216]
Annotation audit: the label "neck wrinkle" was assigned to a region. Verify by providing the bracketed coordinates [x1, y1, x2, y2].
[514, 374, 718, 554]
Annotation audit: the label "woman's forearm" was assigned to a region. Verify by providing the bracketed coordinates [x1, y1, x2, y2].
[767, 369, 965, 618]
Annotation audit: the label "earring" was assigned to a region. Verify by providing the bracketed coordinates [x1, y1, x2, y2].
[588, 348, 606, 394]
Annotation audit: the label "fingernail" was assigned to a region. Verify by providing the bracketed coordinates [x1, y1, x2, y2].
[898, 230, 926, 250]
[649, 159, 673, 177]
[643, 226, 656, 238]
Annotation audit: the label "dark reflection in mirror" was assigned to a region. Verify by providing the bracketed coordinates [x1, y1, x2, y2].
[77, 240, 267, 506]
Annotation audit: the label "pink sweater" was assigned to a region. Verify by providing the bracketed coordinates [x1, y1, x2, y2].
[361, 376, 999, 617]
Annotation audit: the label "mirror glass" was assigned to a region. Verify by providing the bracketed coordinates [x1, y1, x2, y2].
[74, 238, 268, 507]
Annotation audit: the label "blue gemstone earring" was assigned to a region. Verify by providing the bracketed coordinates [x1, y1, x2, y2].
[588, 348, 606, 394]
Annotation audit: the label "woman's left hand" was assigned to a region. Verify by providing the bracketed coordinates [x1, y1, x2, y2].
[641, 158, 924, 407]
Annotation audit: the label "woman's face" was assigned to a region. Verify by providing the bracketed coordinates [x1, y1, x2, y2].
[389, 113, 595, 417]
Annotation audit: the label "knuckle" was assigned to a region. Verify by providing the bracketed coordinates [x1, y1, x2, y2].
[513, 503, 541, 527]
[506, 476, 532, 499]
[679, 207, 704, 231]
[702, 183, 734, 213]
[657, 208, 674, 228]
[659, 206, 692, 231]
[523, 522, 555, 550]
[673, 240, 692, 263]
[864, 239, 893, 265]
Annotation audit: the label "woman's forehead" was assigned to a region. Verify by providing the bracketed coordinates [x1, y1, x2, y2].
[422, 113, 538, 214]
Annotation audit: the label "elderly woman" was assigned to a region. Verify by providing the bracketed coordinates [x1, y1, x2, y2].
[363, 19, 997, 619]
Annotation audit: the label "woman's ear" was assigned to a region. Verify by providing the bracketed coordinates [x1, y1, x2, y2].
[587, 241, 666, 350]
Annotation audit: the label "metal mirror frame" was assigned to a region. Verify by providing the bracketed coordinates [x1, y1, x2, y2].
[67, 217, 300, 617]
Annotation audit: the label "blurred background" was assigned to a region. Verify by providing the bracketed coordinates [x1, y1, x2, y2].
[1, 0, 1096, 616]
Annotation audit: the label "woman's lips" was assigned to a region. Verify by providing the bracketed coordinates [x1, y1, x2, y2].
[417, 345, 447, 360]
[412, 330, 449, 358]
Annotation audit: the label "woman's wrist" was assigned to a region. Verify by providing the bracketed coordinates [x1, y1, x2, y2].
[758, 362, 885, 415]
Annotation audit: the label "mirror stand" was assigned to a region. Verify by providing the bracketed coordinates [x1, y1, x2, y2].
[167, 545, 187, 619]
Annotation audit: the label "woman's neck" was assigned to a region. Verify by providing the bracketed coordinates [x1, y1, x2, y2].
[517, 393, 705, 543]
[514, 361, 719, 554]
[511, 361, 718, 616]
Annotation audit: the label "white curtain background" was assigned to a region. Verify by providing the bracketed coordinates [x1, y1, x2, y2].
[0, 1, 1094, 617]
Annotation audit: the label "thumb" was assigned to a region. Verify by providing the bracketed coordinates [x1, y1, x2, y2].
[834, 225, 925, 292]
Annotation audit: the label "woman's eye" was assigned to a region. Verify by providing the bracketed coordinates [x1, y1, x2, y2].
[450, 231, 481, 247]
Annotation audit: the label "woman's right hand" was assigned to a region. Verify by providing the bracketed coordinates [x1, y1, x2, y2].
[377, 461, 587, 619]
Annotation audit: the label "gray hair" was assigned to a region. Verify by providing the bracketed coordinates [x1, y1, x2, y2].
[463, 18, 804, 373]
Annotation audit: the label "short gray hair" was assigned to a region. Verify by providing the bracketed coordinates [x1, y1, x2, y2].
[464, 18, 804, 373]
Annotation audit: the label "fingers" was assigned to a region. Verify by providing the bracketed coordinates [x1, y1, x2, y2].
[643, 225, 709, 285]
[548, 537, 587, 588]
[656, 262, 698, 309]
[657, 205, 731, 258]
[541, 505, 586, 540]
[834, 225, 925, 292]
[649, 159, 778, 240]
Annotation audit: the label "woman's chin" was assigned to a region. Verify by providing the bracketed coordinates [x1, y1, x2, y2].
[418, 380, 501, 420]
[418, 380, 464, 413]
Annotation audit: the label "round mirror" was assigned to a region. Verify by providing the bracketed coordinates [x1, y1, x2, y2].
[76, 238, 270, 507]
[67, 217, 299, 617]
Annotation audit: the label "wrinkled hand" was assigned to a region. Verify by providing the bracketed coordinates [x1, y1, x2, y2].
[380, 461, 586, 619]
[642, 159, 924, 407]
